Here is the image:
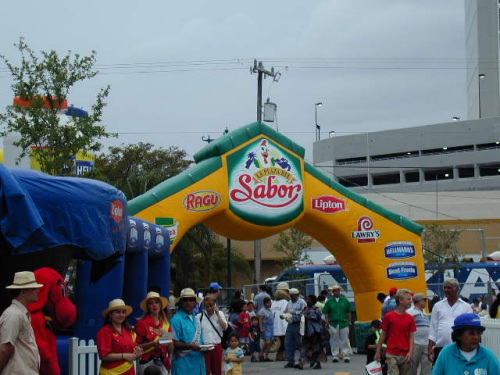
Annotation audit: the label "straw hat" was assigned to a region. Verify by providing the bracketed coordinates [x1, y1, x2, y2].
[277, 282, 290, 291]
[6, 271, 43, 289]
[331, 284, 342, 291]
[102, 299, 133, 317]
[140, 291, 169, 311]
[175, 288, 201, 303]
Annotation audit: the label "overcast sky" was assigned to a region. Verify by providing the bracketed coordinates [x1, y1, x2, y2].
[0, 0, 466, 162]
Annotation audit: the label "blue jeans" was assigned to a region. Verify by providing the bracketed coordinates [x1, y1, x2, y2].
[285, 322, 301, 363]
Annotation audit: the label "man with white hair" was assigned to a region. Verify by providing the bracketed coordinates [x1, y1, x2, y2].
[283, 288, 306, 369]
[427, 278, 472, 364]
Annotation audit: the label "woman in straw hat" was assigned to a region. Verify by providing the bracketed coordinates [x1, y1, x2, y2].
[135, 292, 173, 375]
[96, 299, 143, 375]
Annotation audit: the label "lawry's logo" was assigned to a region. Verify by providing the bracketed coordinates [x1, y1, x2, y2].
[227, 138, 303, 226]
[351, 216, 380, 243]
[384, 241, 416, 259]
[311, 195, 347, 214]
[387, 261, 418, 280]
[183, 191, 221, 212]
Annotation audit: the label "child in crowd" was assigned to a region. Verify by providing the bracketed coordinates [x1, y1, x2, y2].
[237, 302, 251, 352]
[365, 319, 387, 374]
[247, 301, 256, 318]
[224, 332, 245, 375]
[249, 316, 261, 362]
[258, 297, 274, 362]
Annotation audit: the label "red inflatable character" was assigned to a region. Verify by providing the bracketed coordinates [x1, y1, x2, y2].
[28, 267, 77, 375]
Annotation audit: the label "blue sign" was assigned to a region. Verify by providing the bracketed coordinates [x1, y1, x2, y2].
[387, 262, 418, 280]
[384, 241, 416, 259]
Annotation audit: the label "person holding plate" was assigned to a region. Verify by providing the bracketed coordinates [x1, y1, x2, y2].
[198, 295, 227, 375]
[136, 291, 174, 375]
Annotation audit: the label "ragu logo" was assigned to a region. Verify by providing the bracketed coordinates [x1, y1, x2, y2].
[110, 200, 124, 223]
[311, 195, 347, 214]
[183, 191, 222, 211]
[351, 216, 381, 243]
[227, 137, 304, 226]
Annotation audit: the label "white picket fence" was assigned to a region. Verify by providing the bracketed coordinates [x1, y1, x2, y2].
[68, 337, 100, 375]
[480, 317, 500, 358]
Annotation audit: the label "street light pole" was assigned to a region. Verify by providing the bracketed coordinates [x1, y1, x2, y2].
[478, 74, 485, 119]
[315, 102, 323, 141]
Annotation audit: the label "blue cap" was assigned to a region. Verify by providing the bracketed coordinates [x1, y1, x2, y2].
[209, 282, 223, 289]
[452, 313, 485, 331]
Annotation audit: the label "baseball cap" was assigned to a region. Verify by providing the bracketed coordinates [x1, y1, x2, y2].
[452, 313, 485, 331]
[209, 282, 223, 289]
[389, 287, 398, 295]
[413, 293, 430, 302]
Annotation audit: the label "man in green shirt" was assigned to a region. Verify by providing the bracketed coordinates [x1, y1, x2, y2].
[322, 284, 352, 363]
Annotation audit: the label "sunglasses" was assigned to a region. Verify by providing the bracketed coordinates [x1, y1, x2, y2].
[182, 298, 197, 302]
[464, 329, 483, 336]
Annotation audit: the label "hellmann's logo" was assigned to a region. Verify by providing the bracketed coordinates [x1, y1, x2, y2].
[351, 216, 381, 243]
[183, 191, 222, 212]
[311, 195, 347, 214]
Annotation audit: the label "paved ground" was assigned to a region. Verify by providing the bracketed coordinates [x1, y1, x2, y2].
[243, 352, 369, 375]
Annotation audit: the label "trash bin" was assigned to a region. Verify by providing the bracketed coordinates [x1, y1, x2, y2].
[354, 321, 372, 354]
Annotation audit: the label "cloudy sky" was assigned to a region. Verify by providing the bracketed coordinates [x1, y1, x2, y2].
[0, 0, 466, 162]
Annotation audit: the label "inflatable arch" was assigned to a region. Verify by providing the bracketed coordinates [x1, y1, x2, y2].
[129, 122, 426, 321]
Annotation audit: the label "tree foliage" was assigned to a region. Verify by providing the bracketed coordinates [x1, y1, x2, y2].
[272, 228, 313, 269]
[0, 38, 113, 175]
[423, 223, 462, 266]
[93, 142, 193, 200]
[171, 224, 251, 293]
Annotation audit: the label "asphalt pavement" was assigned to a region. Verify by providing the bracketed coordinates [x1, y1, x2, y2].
[243, 351, 369, 375]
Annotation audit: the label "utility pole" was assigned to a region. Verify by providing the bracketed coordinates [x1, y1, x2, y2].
[250, 59, 280, 284]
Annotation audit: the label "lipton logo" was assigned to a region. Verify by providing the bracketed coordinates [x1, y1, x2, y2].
[110, 200, 124, 223]
[183, 191, 222, 211]
[312, 195, 347, 214]
[351, 216, 380, 243]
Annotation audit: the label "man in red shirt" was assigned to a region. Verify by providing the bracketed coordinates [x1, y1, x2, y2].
[375, 289, 416, 375]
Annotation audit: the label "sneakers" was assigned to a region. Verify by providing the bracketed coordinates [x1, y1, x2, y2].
[250, 357, 257, 362]
[344, 357, 350, 363]
[262, 358, 273, 362]
[332, 356, 339, 362]
[284, 363, 295, 368]
[313, 362, 322, 370]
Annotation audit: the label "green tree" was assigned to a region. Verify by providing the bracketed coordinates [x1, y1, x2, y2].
[171, 223, 251, 293]
[423, 223, 462, 267]
[0, 38, 113, 175]
[93, 142, 192, 200]
[272, 228, 313, 269]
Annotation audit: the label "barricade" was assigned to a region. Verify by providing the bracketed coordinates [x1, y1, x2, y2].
[68, 337, 100, 375]
[480, 316, 500, 358]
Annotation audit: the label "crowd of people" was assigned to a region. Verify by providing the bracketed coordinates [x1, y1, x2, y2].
[0, 272, 499, 375]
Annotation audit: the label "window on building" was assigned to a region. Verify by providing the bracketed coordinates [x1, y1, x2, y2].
[424, 169, 454, 181]
[404, 171, 420, 183]
[372, 173, 400, 185]
[371, 151, 419, 162]
[458, 166, 474, 178]
[336, 156, 367, 165]
[421, 145, 473, 156]
[477, 142, 500, 150]
[339, 175, 368, 188]
[479, 164, 500, 176]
